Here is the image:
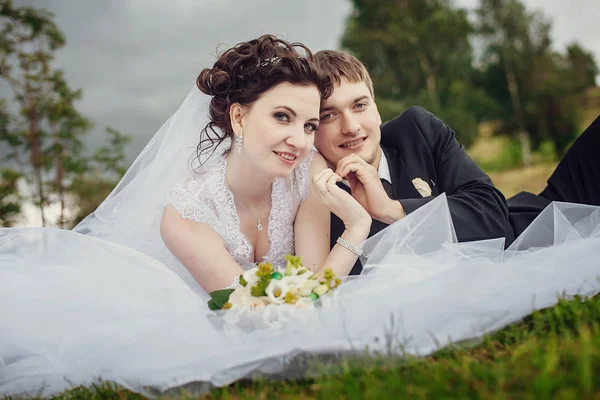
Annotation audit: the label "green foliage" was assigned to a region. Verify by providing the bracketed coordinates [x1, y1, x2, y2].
[250, 276, 270, 297]
[0, 168, 21, 226]
[341, 0, 497, 147]
[207, 288, 235, 310]
[566, 43, 598, 91]
[475, 0, 597, 162]
[341, 0, 597, 160]
[0, 1, 130, 228]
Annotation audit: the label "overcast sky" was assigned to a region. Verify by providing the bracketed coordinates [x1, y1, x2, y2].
[3, 0, 599, 163]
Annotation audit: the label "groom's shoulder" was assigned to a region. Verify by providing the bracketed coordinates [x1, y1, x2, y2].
[381, 106, 438, 145]
[382, 106, 436, 131]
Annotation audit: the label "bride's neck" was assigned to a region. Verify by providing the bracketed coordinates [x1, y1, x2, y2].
[225, 152, 274, 203]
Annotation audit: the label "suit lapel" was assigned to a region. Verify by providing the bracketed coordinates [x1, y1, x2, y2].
[382, 146, 422, 200]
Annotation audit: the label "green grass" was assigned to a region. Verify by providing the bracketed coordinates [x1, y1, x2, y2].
[10, 294, 599, 399]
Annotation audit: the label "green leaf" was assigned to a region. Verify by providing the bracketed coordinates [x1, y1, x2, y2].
[239, 274, 248, 287]
[207, 299, 221, 311]
[209, 288, 235, 309]
[250, 277, 270, 297]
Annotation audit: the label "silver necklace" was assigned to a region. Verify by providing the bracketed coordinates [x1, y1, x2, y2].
[234, 185, 272, 232]
[237, 200, 269, 231]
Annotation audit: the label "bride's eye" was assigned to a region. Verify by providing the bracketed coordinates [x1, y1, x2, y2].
[274, 112, 290, 122]
[304, 123, 318, 133]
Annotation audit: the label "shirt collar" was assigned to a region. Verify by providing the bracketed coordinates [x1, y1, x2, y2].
[378, 148, 392, 183]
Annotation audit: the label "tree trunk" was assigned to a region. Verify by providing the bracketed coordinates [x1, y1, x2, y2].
[419, 54, 440, 108]
[28, 119, 46, 226]
[503, 44, 531, 166]
[55, 135, 65, 228]
[24, 79, 47, 227]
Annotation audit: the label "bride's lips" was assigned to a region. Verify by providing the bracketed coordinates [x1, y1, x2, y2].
[339, 137, 366, 150]
[274, 151, 298, 166]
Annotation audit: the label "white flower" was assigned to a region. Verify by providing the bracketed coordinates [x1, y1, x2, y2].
[313, 284, 329, 297]
[247, 297, 267, 309]
[242, 268, 260, 287]
[294, 297, 314, 309]
[298, 279, 319, 296]
[228, 285, 267, 309]
[265, 279, 289, 304]
[282, 273, 311, 288]
[227, 285, 252, 308]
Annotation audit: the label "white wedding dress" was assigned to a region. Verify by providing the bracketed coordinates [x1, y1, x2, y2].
[1, 88, 599, 397]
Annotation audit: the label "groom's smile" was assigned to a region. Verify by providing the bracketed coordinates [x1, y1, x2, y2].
[314, 78, 382, 168]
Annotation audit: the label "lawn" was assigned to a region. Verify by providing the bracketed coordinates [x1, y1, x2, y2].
[18, 294, 599, 399]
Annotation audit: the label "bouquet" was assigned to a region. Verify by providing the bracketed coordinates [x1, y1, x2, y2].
[208, 255, 341, 311]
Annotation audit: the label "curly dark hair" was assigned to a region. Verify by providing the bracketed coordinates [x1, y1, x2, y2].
[195, 34, 332, 164]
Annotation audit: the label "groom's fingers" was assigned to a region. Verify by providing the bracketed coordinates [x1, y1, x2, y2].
[336, 153, 371, 175]
[346, 172, 358, 192]
[337, 161, 370, 182]
[335, 160, 360, 178]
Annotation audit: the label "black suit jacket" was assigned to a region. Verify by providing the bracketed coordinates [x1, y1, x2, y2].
[505, 115, 600, 244]
[330, 106, 509, 275]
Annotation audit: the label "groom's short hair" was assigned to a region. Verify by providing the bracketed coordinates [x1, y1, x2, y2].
[313, 50, 374, 98]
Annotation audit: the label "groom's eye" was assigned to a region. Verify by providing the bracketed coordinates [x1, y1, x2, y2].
[320, 113, 332, 121]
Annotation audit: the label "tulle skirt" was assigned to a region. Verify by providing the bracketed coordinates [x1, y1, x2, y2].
[2, 195, 600, 397]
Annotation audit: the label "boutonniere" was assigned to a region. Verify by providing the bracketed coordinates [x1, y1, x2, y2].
[412, 178, 432, 197]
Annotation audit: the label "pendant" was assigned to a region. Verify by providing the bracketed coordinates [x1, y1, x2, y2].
[257, 218, 264, 231]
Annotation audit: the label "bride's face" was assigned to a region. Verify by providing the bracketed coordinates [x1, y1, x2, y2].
[233, 82, 321, 177]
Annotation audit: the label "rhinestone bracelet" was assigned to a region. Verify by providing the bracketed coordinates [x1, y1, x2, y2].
[336, 236, 364, 257]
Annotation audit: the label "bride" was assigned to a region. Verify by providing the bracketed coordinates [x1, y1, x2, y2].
[1, 35, 599, 397]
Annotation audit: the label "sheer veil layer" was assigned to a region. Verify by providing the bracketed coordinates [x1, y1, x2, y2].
[1, 87, 599, 397]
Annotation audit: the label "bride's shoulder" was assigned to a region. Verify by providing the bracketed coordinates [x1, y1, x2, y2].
[307, 151, 327, 174]
[170, 156, 226, 199]
[295, 149, 324, 173]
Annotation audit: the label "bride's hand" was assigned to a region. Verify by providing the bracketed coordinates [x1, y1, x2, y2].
[312, 168, 371, 233]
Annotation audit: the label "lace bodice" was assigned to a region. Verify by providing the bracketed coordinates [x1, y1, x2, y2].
[167, 150, 315, 269]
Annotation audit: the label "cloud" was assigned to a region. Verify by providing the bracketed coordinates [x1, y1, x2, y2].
[3, 0, 599, 164]
[4, 0, 352, 160]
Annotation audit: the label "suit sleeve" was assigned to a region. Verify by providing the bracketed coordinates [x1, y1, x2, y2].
[398, 107, 508, 242]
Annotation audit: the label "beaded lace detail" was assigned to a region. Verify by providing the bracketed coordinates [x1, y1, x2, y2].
[167, 151, 315, 269]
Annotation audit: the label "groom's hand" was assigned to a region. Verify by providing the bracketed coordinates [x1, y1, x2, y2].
[336, 154, 406, 224]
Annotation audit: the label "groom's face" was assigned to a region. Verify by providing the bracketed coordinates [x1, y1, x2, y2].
[314, 78, 382, 168]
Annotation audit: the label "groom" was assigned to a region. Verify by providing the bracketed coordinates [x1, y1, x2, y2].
[312, 50, 600, 275]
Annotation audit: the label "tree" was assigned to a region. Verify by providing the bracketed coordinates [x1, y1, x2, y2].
[0, 0, 130, 228]
[476, 0, 597, 161]
[0, 97, 21, 226]
[565, 43, 598, 91]
[0, 0, 66, 225]
[476, 0, 554, 166]
[0, 168, 21, 226]
[341, 0, 489, 147]
[69, 127, 131, 226]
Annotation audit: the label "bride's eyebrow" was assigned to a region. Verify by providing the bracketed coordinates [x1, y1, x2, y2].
[273, 106, 319, 122]
[273, 106, 297, 117]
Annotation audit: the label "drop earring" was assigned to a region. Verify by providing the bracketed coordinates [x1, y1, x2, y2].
[235, 131, 243, 153]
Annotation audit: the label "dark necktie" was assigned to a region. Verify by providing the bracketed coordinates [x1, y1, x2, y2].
[381, 178, 393, 198]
